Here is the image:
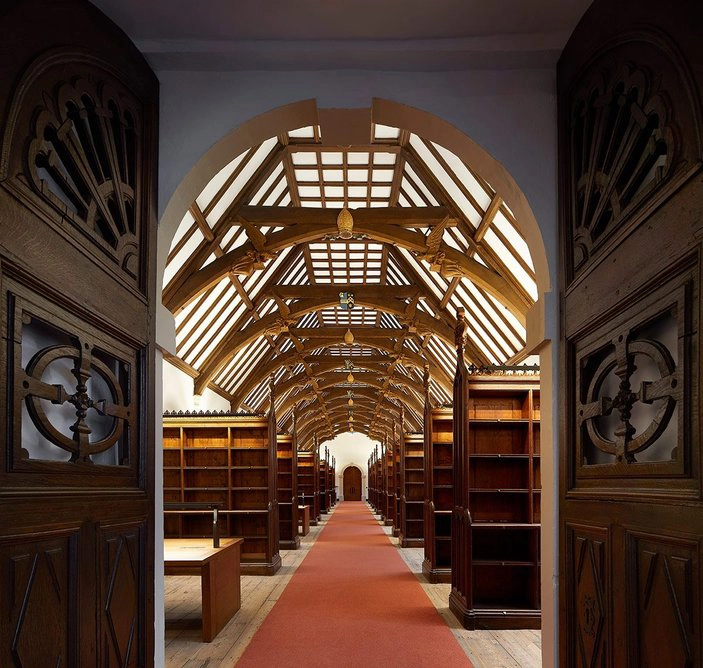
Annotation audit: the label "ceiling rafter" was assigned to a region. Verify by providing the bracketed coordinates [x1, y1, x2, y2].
[163, 121, 539, 445]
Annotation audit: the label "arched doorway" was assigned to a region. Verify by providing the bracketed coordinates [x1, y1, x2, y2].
[343, 466, 362, 501]
[155, 98, 555, 656]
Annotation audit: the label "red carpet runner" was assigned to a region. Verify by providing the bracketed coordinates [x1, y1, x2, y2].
[236, 501, 471, 667]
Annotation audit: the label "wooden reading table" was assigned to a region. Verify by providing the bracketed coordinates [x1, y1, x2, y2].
[298, 504, 310, 536]
[164, 537, 243, 642]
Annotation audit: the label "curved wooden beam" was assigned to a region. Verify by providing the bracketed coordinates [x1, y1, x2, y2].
[203, 329, 451, 398]
[194, 295, 453, 395]
[165, 206, 529, 320]
[272, 369, 424, 408]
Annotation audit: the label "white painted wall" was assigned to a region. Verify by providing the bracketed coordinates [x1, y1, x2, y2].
[322, 432, 379, 501]
[162, 359, 230, 412]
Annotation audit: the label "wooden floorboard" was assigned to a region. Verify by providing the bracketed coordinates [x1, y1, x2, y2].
[164, 504, 541, 667]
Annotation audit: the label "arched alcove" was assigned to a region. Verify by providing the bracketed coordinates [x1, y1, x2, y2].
[155, 97, 557, 658]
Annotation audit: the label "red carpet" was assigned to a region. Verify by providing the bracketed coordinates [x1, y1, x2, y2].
[236, 501, 471, 667]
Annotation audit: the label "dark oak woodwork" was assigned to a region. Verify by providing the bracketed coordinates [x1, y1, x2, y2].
[162, 413, 281, 575]
[343, 466, 362, 501]
[423, 404, 453, 584]
[559, 1, 703, 664]
[450, 364, 541, 629]
[297, 449, 319, 526]
[0, 1, 157, 664]
[276, 423, 300, 549]
[399, 433, 425, 548]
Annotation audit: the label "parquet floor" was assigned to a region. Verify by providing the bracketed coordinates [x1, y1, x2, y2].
[164, 505, 542, 667]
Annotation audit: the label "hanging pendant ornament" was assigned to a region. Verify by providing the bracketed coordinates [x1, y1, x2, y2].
[344, 328, 354, 345]
[347, 372, 354, 384]
[337, 207, 354, 239]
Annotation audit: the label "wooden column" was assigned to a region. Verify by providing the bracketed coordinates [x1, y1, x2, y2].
[422, 365, 437, 579]
[449, 309, 472, 624]
[395, 408, 405, 538]
[267, 375, 281, 566]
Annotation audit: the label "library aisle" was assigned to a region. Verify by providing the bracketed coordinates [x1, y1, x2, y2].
[236, 501, 471, 667]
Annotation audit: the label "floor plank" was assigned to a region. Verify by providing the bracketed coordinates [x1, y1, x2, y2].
[164, 505, 542, 667]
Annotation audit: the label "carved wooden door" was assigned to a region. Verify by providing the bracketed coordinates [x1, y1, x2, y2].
[558, 1, 703, 665]
[0, 1, 158, 665]
[344, 466, 362, 501]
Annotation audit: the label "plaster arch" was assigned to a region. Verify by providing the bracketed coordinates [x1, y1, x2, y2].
[155, 98, 557, 662]
[156, 97, 551, 353]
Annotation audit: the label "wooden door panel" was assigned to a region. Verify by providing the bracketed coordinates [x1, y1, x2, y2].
[344, 467, 361, 500]
[0, 1, 157, 664]
[0, 530, 79, 667]
[99, 521, 146, 667]
[627, 531, 698, 667]
[559, 1, 703, 665]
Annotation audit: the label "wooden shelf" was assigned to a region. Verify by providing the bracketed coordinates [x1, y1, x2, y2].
[162, 414, 281, 576]
[449, 377, 541, 630]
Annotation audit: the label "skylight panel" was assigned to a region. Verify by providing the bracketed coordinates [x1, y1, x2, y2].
[262, 178, 288, 207]
[177, 277, 230, 346]
[431, 141, 493, 211]
[321, 152, 343, 165]
[295, 169, 318, 182]
[191, 301, 250, 370]
[206, 137, 278, 226]
[291, 152, 317, 166]
[288, 126, 315, 139]
[465, 282, 524, 349]
[493, 210, 534, 270]
[348, 152, 369, 165]
[164, 227, 204, 287]
[249, 163, 284, 206]
[373, 124, 400, 140]
[409, 134, 481, 226]
[169, 210, 195, 252]
[400, 178, 428, 207]
[348, 186, 367, 198]
[298, 185, 321, 198]
[483, 229, 538, 300]
[324, 186, 344, 198]
[323, 169, 343, 181]
[371, 186, 392, 198]
[372, 169, 394, 183]
[302, 201, 323, 208]
[348, 169, 368, 182]
[455, 283, 513, 358]
[403, 164, 439, 205]
[373, 152, 397, 165]
[185, 292, 245, 365]
[196, 151, 247, 212]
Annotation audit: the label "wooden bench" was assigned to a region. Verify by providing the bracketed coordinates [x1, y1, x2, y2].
[164, 537, 243, 642]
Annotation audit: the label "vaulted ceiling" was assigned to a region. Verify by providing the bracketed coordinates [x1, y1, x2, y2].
[162, 112, 538, 447]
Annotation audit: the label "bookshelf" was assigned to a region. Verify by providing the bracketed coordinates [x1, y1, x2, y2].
[422, 407, 453, 583]
[162, 412, 281, 576]
[276, 433, 300, 549]
[297, 450, 318, 526]
[449, 368, 541, 628]
[393, 436, 402, 537]
[384, 440, 395, 527]
[319, 447, 330, 515]
[399, 433, 424, 548]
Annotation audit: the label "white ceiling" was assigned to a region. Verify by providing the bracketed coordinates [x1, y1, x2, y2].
[91, 0, 592, 71]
